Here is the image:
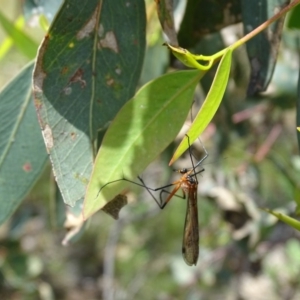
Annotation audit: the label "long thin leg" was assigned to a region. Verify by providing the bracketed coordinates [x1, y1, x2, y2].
[97, 175, 185, 209]
[139, 176, 186, 209]
[180, 134, 208, 179]
[192, 135, 209, 169]
[160, 184, 185, 209]
[97, 176, 176, 198]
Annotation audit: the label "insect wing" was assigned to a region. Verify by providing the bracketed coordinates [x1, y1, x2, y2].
[182, 186, 199, 266]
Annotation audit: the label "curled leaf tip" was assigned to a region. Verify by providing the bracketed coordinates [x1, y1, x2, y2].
[168, 157, 175, 166]
[164, 43, 213, 70]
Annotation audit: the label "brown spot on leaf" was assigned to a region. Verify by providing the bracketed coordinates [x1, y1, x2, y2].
[32, 34, 48, 99]
[98, 24, 105, 37]
[62, 209, 84, 246]
[115, 67, 122, 75]
[34, 98, 42, 110]
[69, 68, 86, 88]
[105, 74, 122, 93]
[33, 63, 47, 94]
[42, 124, 54, 153]
[98, 31, 119, 53]
[61, 66, 69, 75]
[22, 162, 32, 172]
[63, 86, 72, 95]
[74, 173, 89, 184]
[106, 77, 115, 86]
[70, 132, 76, 140]
[76, 3, 102, 40]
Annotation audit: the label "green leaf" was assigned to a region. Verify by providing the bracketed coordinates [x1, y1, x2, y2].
[287, 3, 300, 29]
[0, 62, 48, 225]
[0, 12, 38, 59]
[33, 0, 146, 207]
[83, 69, 204, 219]
[0, 16, 25, 61]
[156, 0, 178, 46]
[170, 48, 232, 164]
[178, 0, 241, 48]
[261, 208, 300, 231]
[241, 0, 287, 95]
[139, 37, 169, 85]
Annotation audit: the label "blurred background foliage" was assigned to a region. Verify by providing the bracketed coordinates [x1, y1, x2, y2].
[1, 0, 300, 299]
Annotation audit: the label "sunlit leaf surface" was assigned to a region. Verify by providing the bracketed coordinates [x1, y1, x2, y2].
[84, 69, 204, 219]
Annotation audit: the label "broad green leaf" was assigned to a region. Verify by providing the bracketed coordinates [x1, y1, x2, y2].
[261, 208, 300, 231]
[83, 69, 204, 219]
[33, 0, 146, 207]
[0, 62, 48, 225]
[170, 48, 232, 165]
[0, 12, 38, 59]
[139, 37, 169, 85]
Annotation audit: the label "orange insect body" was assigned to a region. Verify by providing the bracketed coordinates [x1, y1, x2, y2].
[164, 170, 200, 266]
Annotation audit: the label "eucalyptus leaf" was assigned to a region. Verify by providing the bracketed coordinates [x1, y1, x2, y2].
[241, 0, 287, 95]
[156, 0, 178, 46]
[0, 62, 48, 225]
[33, 0, 146, 207]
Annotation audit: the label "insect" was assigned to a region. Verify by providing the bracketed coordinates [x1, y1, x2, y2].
[98, 135, 208, 266]
[142, 135, 208, 265]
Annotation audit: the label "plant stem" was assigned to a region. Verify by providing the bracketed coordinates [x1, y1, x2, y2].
[211, 0, 300, 61]
[232, 0, 300, 50]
